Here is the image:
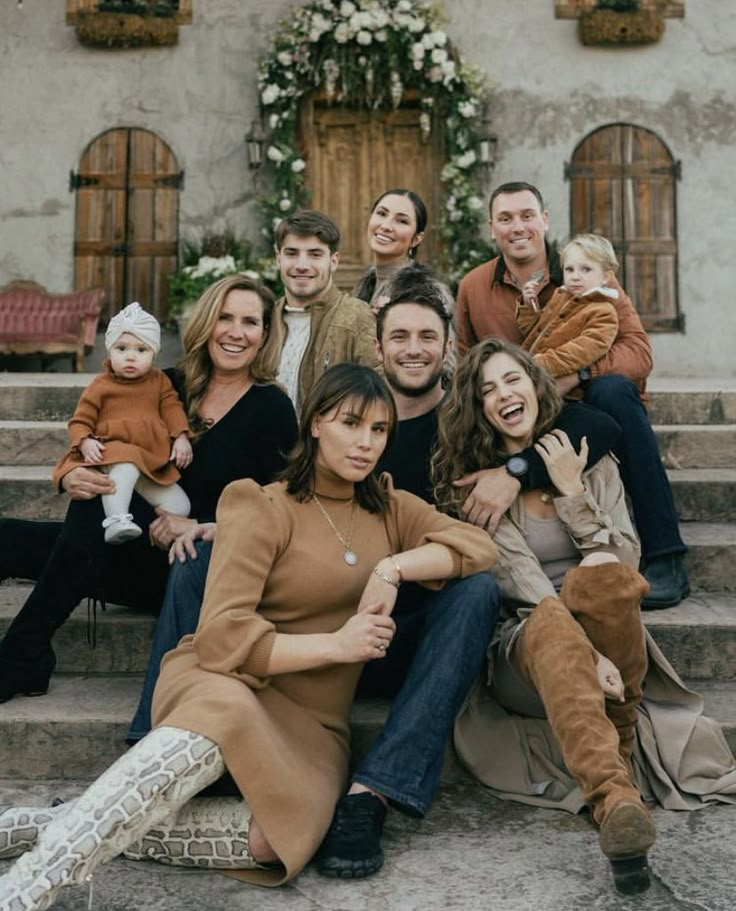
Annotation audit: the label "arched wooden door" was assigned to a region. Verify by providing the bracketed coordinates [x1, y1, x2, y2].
[300, 98, 444, 291]
[72, 128, 183, 323]
[568, 123, 681, 332]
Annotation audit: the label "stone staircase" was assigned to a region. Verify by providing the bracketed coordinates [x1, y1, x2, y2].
[0, 373, 735, 781]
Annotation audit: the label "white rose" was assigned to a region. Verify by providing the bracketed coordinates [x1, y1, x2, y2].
[267, 145, 285, 164]
[455, 150, 477, 169]
[279, 197, 292, 212]
[432, 30, 447, 46]
[334, 22, 350, 43]
[261, 84, 280, 105]
[442, 60, 456, 79]
[269, 113, 280, 129]
[458, 100, 476, 118]
[411, 41, 424, 59]
[277, 51, 292, 67]
[431, 47, 448, 64]
[468, 196, 484, 211]
[340, 0, 356, 14]
[422, 32, 434, 50]
[407, 16, 425, 32]
[413, 59, 423, 71]
[291, 158, 306, 173]
[273, 217, 283, 232]
[356, 29, 372, 45]
[397, 0, 412, 10]
[428, 65, 443, 83]
[375, 28, 387, 41]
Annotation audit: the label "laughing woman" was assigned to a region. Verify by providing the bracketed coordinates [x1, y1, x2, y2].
[432, 338, 736, 896]
[0, 364, 495, 907]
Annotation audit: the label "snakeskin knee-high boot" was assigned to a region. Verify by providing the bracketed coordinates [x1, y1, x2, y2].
[0, 726, 225, 911]
[0, 804, 68, 860]
[123, 795, 264, 870]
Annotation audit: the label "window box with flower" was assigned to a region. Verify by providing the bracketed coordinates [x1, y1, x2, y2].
[75, 0, 179, 48]
[578, 1, 665, 46]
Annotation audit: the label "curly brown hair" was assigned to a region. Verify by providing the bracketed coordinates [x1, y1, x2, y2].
[431, 338, 562, 517]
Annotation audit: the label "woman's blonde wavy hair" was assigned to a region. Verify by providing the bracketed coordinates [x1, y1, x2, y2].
[431, 338, 562, 517]
[180, 274, 282, 431]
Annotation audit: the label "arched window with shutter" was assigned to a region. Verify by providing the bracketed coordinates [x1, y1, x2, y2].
[567, 123, 681, 332]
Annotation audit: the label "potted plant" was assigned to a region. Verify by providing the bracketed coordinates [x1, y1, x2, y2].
[167, 232, 258, 340]
[75, 1, 179, 49]
[579, 0, 665, 46]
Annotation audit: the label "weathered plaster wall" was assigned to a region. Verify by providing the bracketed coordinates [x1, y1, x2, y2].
[448, 0, 736, 376]
[1, 0, 733, 375]
[0, 0, 280, 290]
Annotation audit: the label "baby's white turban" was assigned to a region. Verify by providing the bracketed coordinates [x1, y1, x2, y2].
[105, 302, 161, 355]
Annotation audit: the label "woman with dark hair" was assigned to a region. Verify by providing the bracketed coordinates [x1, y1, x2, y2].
[0, 274, 297, 703]
[353, 188, 429, 313]
[0, 364, 495, 905]
[433, 338, 736, 896]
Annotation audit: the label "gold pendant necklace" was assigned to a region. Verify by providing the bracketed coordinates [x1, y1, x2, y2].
[313, 494, 359, 566]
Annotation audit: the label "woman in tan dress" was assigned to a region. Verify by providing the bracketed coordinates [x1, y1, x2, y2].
[0, 363, 495, 909]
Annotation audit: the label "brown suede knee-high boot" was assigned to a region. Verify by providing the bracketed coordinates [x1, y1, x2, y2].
[514, 595, 655, 894]
[560, 563, 649, 764]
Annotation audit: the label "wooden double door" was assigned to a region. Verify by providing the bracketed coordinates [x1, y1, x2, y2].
[72, 128, 182, 323]
[301, 100, 444, 290]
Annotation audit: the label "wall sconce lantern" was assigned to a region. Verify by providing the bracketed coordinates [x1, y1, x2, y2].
[245, 120, 265, 170]
[478, 121, 498, 173]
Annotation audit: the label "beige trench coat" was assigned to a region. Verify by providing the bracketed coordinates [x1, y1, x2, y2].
[454, 455, 736, 812]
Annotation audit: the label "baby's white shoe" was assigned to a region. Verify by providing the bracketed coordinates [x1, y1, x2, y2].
[102, 513, 142, 544]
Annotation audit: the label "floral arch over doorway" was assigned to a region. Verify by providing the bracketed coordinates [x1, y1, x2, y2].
[256, 0, 490, 284]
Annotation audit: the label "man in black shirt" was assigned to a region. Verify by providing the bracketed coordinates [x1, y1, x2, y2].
[317, 266, 620, 879]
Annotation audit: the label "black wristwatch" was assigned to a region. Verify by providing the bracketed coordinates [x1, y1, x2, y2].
[505, 455, 529, 480]
[578, 367, 592, 386]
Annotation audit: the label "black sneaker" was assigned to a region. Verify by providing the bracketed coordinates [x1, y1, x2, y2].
[316, 792, 387, 878]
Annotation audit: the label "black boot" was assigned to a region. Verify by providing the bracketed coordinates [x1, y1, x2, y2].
[641, 554, 690, 610]
[0, 536, 95, 703]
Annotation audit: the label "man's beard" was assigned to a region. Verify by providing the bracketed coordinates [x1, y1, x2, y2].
[385, 364, 444, 399]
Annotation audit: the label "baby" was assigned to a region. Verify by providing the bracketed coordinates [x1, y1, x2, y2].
[53, 302, 193, 544]
[517, 233, 620, 391]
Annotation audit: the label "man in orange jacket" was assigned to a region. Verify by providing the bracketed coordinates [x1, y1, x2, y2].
[455, 181, 688, 608]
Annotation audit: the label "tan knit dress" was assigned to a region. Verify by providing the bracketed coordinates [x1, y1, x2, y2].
[152, 469, 496, 886]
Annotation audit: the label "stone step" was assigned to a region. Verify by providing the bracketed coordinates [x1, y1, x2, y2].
[656, 424, 736, 470]
[668, 469, 736, 522]
[3, 420, 735, 470]
[0, 421, 66, 467]
[1, 374, 735, 424]
[3, 466, 736, 524]
[647, 383, 736, 426]
[0, 374, 90, 422]
[0, 675, 733, 782]
[2, 586, 736, 679]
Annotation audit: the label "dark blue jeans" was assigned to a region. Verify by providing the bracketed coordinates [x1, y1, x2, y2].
[127, 539, 212, 742]
[353, 573, 501, 818]
[583, 374, 686, 563]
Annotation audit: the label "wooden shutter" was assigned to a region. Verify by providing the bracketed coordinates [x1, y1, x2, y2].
[301, 98, 444, 291]
[568, 123, 681, 331]
[73, 128, 181, 322]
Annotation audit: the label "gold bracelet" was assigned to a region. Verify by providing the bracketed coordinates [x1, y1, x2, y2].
[373, 566, 399, 588]
[389, 555, 404, 584]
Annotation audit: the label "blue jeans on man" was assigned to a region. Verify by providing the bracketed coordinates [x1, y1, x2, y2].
[583, 374, 689, 608]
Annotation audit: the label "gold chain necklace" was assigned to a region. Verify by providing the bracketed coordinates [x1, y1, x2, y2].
[313, 494, 359, 566]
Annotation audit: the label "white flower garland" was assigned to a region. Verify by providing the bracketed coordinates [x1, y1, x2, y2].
[256, 0, 493, 287]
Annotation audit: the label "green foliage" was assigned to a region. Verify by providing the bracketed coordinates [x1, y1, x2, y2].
[595, 0, 640, 12]
[256, 0, 492, 286]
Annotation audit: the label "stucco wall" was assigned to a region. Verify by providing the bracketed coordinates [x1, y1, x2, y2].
[1, 0, 734, 375]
